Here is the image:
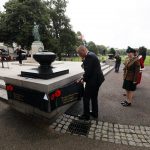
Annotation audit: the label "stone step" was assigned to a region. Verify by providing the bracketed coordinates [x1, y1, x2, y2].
[0, 79, 5, 89]
[101, 65, 110, 71]
[103, 66, 114, 76]
[0, 88, 8, 100]
[100, 63, 106, 67]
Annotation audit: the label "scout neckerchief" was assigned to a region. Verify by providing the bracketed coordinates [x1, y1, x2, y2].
[123, 57, 138, 79]
[127, 57, 138, 68]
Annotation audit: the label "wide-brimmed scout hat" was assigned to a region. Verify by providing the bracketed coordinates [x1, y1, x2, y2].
[126, 46, 135, 53]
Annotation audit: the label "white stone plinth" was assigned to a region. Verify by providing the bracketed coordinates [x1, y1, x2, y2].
[31, 41, 44, 55]
[26, 41, 44, 63]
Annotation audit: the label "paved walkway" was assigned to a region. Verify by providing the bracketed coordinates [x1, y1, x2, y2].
[66, 65, 150, 126]
[0, 66, 150, 150]
[46, 66, 150, 149]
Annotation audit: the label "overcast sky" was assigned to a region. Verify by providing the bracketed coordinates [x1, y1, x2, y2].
[1, 0, 150, 49]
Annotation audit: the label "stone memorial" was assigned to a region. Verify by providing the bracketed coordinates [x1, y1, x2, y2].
[4, 60, 84, 120]
[26, 22, 44, 63]
[3, 23, 85, 120]
[2, 23, 114, 121]
[31, 22, 44, 55]
[21, 51, 69, 79]
[31, 41, 44, 55]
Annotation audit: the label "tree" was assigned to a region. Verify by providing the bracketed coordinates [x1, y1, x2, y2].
[87, 41, 98, 55]
[60, 28, 77, 56]
[0, 0, 50, 49]
[46, 0, 76, 60]
[0, 0, 77, 59]
[146, 49, 150, 55]
[117, 49, 126, 55]
[97, 45, 107, 55]
[109, 48, 116, 56]
[76, 31, 83, 45]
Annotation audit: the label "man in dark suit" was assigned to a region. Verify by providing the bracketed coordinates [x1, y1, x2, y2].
[77, 45, 105, 120]
[114, 54, 121, 73]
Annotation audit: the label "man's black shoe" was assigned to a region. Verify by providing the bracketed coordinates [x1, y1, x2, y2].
[78, 114, 90, 120]
[90, 112, 98, 118]
[121, 101, 131, 107]
[121, 100, 126, 104]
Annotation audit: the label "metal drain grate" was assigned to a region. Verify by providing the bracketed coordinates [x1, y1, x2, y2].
[68, 120, 91, 136]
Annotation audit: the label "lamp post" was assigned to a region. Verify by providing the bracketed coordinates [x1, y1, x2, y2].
[1, 57, 4, 68]
[0, 50, 4, 68]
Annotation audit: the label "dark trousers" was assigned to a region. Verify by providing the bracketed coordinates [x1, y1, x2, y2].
[19, 58, 22, 64]
[115, 63, 120, 72]
[83, 85, 100, 117]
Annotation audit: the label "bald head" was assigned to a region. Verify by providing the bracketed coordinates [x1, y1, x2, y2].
[76, 45, 88, 58]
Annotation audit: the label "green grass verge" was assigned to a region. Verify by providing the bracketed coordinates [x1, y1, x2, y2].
[62, 55, 150, 65]
[144, 56, 150, 66]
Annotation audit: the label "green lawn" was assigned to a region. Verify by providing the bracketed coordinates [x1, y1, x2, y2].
[144, 56, 150, 66]
[62, 55, 150, 65]
[61, 57, 82, 62]
[61, 55, 108, 62]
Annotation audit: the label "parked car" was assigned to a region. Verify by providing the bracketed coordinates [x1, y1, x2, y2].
[0, 48, 11, 61]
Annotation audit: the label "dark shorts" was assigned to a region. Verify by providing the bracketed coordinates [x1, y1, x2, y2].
[122, 80, 136, 91]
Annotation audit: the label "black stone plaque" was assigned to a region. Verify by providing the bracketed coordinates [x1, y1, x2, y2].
[6, 84, 50, 112]
[49, 82, 84, 111]
[6, 81, 84, 112]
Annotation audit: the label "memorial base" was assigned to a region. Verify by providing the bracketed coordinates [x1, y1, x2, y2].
[9, 99, 76, 122]
[21, 67, 69, 79]
[4, 62, 84, 120]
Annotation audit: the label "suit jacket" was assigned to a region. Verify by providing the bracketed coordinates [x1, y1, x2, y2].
[123, 57, 140, 82]
[83, 52, 105, 87]
[115, 55, 121, 64]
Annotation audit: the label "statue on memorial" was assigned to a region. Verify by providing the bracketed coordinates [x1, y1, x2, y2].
[32, 22, 40, 41]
